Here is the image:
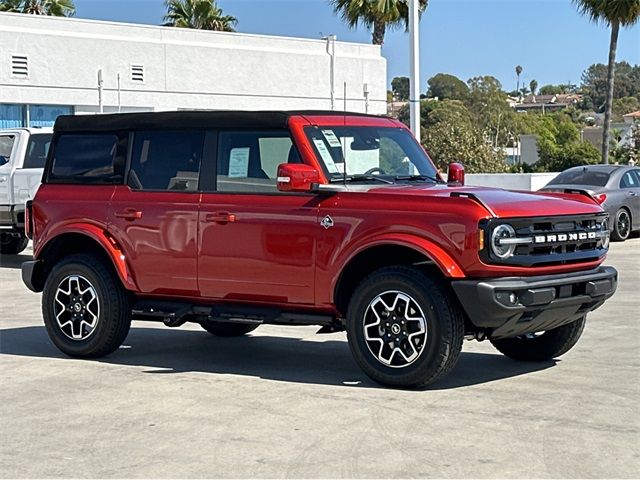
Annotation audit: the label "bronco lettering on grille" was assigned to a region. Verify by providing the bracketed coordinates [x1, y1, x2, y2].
[534, 232, 597, 243]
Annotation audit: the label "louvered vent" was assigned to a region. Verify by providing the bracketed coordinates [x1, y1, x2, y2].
[131, 64, 144, 83]
[11, 55, 29, 78]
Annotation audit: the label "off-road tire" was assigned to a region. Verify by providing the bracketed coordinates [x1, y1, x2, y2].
[346, 266, 464, 389]
[490, 317, 586, 361]
[199, 322, 259, 337]
[0, 233, 29, 255]
[42, 254, 131, 358]
[611, 208, 631, 242]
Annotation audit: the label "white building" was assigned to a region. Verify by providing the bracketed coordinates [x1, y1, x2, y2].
[0, 12, 386, 128]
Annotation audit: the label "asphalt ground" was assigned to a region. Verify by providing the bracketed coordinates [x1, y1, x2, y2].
[1, 239, 638, 479]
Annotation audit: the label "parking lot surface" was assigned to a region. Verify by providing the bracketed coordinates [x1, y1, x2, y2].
[1, 239, 639, 479]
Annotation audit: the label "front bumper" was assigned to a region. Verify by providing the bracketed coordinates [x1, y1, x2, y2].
[451, 266, 617, 339]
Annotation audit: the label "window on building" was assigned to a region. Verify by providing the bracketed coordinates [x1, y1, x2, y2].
[23, 134, 53, 169]
[49, 134, 123, 183]
[0, 135, 16, 167]
[0, 104, 24, 129]
[29, 105, 73, 128]
[129, 130, 204, 191]
[217, 131, 299, 193]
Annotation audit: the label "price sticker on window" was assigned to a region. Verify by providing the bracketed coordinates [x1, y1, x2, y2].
[313, 138, 338, 173]
[322, 130, 342, 148]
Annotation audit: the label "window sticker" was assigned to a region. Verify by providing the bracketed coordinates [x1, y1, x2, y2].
[321, 129, 342, 148]
[228, 147, 250, 178]
[313, 138, 338, 173]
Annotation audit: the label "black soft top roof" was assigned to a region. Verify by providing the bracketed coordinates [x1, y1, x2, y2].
[53, 110, 385, 133]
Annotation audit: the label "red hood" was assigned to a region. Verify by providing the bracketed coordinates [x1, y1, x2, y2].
[367, 184, 603, 218]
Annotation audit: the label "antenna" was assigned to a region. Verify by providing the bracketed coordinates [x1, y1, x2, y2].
[343, 81, 347, 185]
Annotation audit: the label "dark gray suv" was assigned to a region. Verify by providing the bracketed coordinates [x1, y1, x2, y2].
[541, 165, 640, 241]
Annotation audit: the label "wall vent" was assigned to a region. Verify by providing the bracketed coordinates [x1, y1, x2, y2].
[131, 64, 144, 83]
[11, 55, 29, 78]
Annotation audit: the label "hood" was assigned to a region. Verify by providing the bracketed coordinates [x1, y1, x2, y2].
[366, 184, 604, 218]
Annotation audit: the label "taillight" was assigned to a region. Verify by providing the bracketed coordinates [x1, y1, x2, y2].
[593, 193, 607, 205]
[25, 200, 33, 239]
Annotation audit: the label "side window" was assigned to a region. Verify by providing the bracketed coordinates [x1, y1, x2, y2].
[0, 135, 15, 167]
[217, 130, 299, 193]
[620, 171, 638, 189]
[49, 133, 124, 183]
[129, 130, 204, 192]
[631, 170, 640, 187]
[23, 134, 53, 169]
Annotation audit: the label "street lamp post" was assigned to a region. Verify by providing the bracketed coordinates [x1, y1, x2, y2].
[408, 0, 420, 140]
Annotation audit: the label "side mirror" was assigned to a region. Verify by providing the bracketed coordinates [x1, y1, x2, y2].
[447, 162, 465, 185]
[277, 163, 320, 192]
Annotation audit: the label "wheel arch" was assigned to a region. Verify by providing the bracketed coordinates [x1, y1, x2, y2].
[34, 228, 137, 292]
[333, 236, 465, 315]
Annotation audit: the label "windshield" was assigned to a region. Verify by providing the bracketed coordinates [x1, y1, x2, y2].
[549, 168, 611, 187]
[304, 126, 439, 183]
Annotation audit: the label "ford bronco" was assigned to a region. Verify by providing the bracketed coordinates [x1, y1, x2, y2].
[21, 111, 617, 388]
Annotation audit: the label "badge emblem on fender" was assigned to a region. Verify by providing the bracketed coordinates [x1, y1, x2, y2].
[321, 215, 334, 229]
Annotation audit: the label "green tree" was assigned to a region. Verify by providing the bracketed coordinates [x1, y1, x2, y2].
[426, 73, 469, 101]
[581, 62, 640, 109]
[164, 0, 237, 31]
[573, 0, 640, 164]
[515, 65, 523, 93]
[390, 76, 410, 101]
[612, 96, 640, 120]
[0, 0, 75, 16]
[529, 79, 538, 95]
[329, 0, 428, 45]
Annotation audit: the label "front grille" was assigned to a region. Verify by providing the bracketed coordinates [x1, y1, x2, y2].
[482, 214, 608, 267]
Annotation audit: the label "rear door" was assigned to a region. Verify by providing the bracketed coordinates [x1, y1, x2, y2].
[109, 129, 204, 296]
[621, 169, 640, 228]
[198, 129, 319, 305]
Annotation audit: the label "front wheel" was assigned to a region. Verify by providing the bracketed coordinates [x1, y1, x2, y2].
[346, 266, 464, 389]
[490, 317, 586, 362]
[0, 233, 28, 255]
[42, 254, 132, 358]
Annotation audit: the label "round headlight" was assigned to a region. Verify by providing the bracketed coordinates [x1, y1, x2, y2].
[601, 220, 610, 249]
[491, 224, 517, 259]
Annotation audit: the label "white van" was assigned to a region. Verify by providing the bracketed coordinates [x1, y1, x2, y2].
[0, 128, 53, 254]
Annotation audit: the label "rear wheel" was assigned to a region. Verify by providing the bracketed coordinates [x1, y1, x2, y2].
[346, 266, 464, 389]
[611, 208, 631, 242]
[199, 322, 259, 337]
[0, 233, 28, 255]
[42, 254, 131, 357]
[490, 317, 586, 361]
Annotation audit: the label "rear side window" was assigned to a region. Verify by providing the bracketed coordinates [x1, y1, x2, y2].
[0, 135, 15, 167]
[549, 169, 610, 187]
[128, 130, 204, 192]
[49, 133, 124, 184]
[620, 170, 640, 188]
[23, 134, 52, 169]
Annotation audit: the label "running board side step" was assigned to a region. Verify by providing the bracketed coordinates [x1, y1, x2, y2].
[131, 300, 339, 329]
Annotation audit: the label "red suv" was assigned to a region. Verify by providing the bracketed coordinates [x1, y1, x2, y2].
[22, 111, 617, 388]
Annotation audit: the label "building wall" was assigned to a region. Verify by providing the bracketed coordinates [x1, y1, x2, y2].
[466, 172, 559, 191]
[0, 12, 387, 126]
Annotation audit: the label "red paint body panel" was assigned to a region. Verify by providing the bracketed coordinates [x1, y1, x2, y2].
[30, 113, 610, 314]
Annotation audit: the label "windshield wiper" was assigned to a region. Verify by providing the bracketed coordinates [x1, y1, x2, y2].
[330, 175, 394, 185]
[394, 174, 445, 184]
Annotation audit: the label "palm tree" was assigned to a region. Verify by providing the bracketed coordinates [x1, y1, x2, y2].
[529, 79, 538, 96]
[515, 65, 523, 94]
[330, 0, 428, 46]
[0, 0, 75, 16]
[164, 0, 237, 32]
[573, 0, 640, 164]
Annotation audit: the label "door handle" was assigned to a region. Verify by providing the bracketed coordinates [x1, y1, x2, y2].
[628, 191, 637, 197]
[205, 212, 236, 224]
[0, 177, 7, 183]
[115, 208, 143, 220]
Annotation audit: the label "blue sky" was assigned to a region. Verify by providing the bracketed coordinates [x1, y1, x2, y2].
[73, 0, 640, 91]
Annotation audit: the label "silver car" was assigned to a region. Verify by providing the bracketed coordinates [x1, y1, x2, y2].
[541, 165, 640, 241]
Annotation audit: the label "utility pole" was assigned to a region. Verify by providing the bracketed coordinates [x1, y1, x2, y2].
[97, 69, 104, 114]
[324, 34, 337, 110]
[408, 0, 420, 139]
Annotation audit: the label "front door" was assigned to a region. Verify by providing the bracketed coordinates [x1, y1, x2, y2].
[198, 130, 319, 305]
[109, 129, 203, 296]
[0, 133, 16, 210]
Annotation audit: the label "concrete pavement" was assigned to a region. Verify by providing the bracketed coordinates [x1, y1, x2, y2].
[1, 239, 638, 478]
